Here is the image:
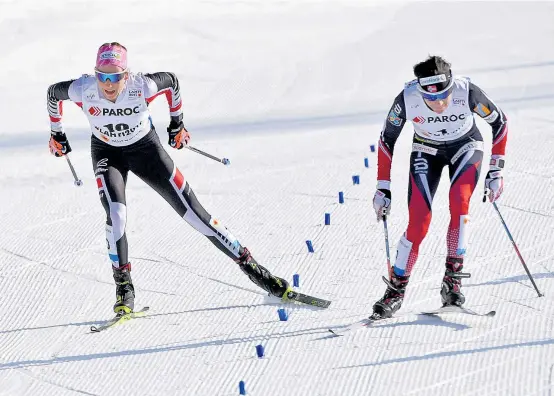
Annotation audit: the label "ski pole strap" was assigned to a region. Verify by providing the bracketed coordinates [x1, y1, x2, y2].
[382, 276, 399, 292]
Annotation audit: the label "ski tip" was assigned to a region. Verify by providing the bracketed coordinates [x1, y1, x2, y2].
[486, 310, 496, 317]
[328, 329, 343, 337]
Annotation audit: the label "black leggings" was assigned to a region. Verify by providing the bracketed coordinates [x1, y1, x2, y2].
[91, 129, 242, 267]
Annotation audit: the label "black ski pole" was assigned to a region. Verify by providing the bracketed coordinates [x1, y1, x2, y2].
[65, 155, 83, 187]
[186, 145, 230, 166]
[383, 214, 392, 280]
[485, 191, 543, 297]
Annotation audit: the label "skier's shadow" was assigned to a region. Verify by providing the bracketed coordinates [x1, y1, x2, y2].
[371, 314, 471, 331]
[317, 314, 469, 340]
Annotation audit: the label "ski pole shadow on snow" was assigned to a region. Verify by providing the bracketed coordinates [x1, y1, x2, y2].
[336, 337, 554, 370]
[0, 324, 332, 371]
[0, 295, 327, 337]
[0, 303, 273, 336]
[464, 272, 554, 288]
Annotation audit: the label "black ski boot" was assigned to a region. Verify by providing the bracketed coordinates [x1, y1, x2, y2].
[113, 263, 135, 314]
[441, 257, 470, 307]
[372, 273, 410, 318]
[236, 248, 291, 298]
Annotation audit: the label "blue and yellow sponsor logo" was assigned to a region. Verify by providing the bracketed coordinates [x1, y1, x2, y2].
[388, 111, 401, 126]
[474, 103, 491, 117]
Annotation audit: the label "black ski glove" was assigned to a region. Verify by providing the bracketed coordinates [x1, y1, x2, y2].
[49, 131, 72, 157]
[167, 121, 190, 149]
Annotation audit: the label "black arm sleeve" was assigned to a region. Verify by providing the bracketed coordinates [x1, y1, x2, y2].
[47, 80, 76, 132]
[468, 82, 508, 155]
[143, 72, 183, 125]
[144, 72, 180, 92]
[47, 80, 73, 102]
[380, 91, 407, 156]
[377, 90, 407, 181]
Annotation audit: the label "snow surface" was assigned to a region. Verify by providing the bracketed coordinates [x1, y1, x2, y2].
[1, 1, 554, 395]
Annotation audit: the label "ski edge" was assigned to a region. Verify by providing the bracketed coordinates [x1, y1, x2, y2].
[328, 314, 385, 336]
[328, 306, 496, 336]
[90, 306, 150, 333]
[284, 291, 331, 308]
[421, 305, 496, 317]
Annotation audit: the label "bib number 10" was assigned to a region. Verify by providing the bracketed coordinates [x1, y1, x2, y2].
[103, 123, 129, 133]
